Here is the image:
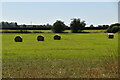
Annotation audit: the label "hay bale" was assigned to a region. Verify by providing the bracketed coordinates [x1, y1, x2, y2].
[37, 35, 44, 41]
[14, 36, 23, 42]
[108, 33, 114, 39]
[54, 34, 61, 40]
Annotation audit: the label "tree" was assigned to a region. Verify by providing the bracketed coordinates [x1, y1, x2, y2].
[9, 22, 19, 28]
[90, 24, 94, 28]
[107, 23, 120, 33]
[14, 22, 19, 27]
[70, 18, 86, 33]
[102, 25, 109, 29]
[1, 22, 9, 28]
[46, 24, 52, 28]
[1, 22, 19, 28]
[22, 24, 27, 28]
[98, 25, 109, 29]
[52, 20, 66, 33]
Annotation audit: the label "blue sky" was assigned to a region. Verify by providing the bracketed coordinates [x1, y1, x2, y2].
[2, 2, 118, 26]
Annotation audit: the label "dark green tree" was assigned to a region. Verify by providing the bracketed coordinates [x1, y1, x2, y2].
[90, 24, 94, 28]
[46, 24, 52, 28]
[22, 24, 27, 28]
[1, 22, 19, 28]
[107, 23, 120, 33]
[70, 18, 86, 33]
[52, 20, 66, 33]
[1, 22, 9, 28]
[9, 22, 19, 28]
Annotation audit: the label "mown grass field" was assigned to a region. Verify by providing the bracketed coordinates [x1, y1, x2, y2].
[2, 33, 118, 78]
[1, 29, 106, 33]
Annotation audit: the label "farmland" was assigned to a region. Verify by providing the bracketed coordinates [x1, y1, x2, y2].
[2, 33, 118, 78]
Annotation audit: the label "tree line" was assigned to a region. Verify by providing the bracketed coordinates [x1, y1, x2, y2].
[0, 18, 120, 33]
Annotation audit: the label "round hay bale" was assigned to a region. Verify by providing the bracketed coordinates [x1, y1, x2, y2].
[108, 33, 114, 39]
[54, 34, 61, 40]
[37, 35, 44, 41]
[14, 36, 23, 42]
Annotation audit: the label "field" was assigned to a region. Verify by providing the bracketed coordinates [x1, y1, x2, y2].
[2, 33, 118, 78]
[1, 29, 106, 33]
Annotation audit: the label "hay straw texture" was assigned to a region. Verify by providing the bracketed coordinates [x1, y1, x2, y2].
[14, 36, 23, 42]
[108, 33, 114, 39]
[37, 35, 44, 41]
[54, 34, 61, 40]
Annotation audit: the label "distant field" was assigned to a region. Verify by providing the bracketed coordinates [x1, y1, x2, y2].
[2, 33, 118, 78]
[1, 29, 106, 33]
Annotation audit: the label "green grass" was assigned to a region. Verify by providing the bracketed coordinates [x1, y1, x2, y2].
[2, 33, 118, 78]
[1, 29, 106, 33]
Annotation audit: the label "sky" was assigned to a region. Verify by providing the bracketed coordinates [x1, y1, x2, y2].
[1, 2, 118, 26]
[1, 0, 119, 2]
[118, 1, 120, 22]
